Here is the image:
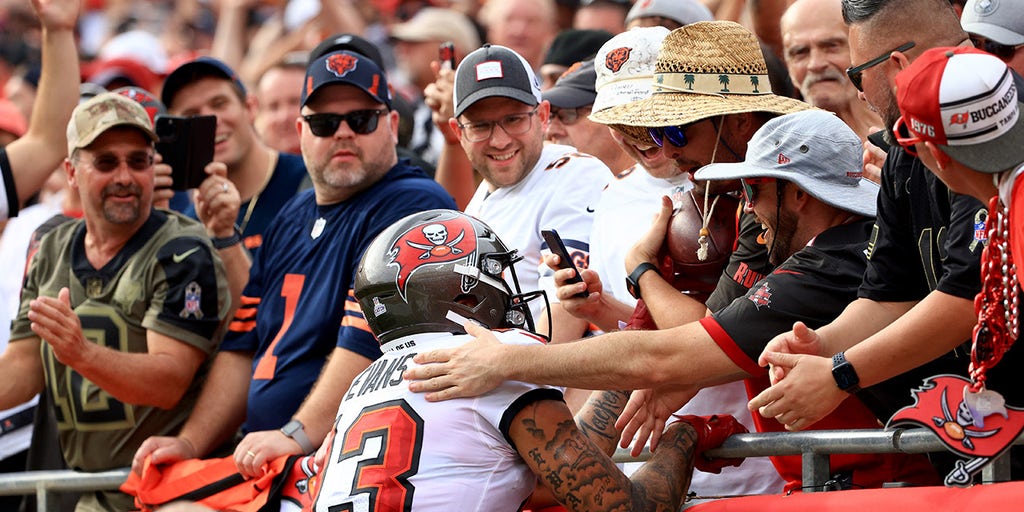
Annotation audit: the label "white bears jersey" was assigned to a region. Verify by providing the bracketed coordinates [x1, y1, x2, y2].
[465, 143, 609, 321]
[314, 330, 563, 512]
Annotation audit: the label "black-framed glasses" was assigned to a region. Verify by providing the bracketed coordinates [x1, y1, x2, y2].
[78, 151, 155, 172]
[970, 35, 1024, 61]
[457, 107, 539, 142]
[550, 106, 591, 126]
[303, 109, 387, 137]
[648, 121, 699, 148]
[740, 177, 776, 205]
[846, 41, 915, 92]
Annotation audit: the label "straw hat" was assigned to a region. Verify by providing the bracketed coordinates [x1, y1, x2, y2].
[590, 20, 810, 127]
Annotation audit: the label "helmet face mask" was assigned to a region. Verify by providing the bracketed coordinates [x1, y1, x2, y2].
[355, 210, 541, 344]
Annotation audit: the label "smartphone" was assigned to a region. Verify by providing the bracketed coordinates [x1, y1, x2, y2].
[155, 114, 217, 191]
[439, 41, 456, 71]
[541, 229, 587, 299]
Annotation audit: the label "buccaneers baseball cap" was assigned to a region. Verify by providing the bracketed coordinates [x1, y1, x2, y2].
[542, 60, 598, 109]
[591, 26, 669, 113]
[894, 46, 1024, 174]
[161, 56, 247, 108]
[453, 45, 542, 117]
[66, 92, 158, 155]
[309, 33, 385, 68]
[961, 0, 1024, 45]
[695, 110, 878, 217]
[302, 50, 392, 109]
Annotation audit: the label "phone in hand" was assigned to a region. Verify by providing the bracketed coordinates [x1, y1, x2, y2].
[155, 114, 217, 191]
[439, 41, 456, 71]
[541, 229, 587, 299]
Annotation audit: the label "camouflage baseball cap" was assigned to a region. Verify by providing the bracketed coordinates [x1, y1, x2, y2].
[66, 92, 158, 155]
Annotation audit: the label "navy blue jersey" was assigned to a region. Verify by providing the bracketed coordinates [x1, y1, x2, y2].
[176, 152, 308, 258]
[221, 161, 455, 433]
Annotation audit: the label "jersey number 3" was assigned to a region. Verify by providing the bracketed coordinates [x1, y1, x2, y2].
[330, 400, 424, 512]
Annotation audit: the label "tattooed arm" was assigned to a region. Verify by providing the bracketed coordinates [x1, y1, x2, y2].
[509, 397, 697, 512]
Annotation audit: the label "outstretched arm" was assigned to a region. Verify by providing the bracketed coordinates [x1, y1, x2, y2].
[7, 0, 81, 207]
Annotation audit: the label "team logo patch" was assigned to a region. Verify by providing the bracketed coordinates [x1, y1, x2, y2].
[889, 374, 1024, 486]
[180, 281, 204, 319]
[388, 215, 478, 300]
[605, 47, 632, 73]
[971, 208, 989, 252]
[748, 282, 772, 309]
[326, 53, 358, 78]
[949, 112, 970, 125]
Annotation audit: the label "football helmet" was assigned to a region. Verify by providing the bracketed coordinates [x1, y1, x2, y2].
[354, 209, 541, 344]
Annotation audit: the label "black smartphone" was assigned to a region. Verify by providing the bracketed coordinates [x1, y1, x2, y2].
[439, 41, 456, 71]
[541, 229, 587, 299]
[155, 114, 217, 191]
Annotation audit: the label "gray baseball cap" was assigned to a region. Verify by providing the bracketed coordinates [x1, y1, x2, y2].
[695, 110, 878, 217]
[962, 0, 1024, 45]
[453, 45, 542, 117]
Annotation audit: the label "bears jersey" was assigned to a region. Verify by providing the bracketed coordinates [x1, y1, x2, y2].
[702, 218, 941, 491]
[222, 162, 455, 433]
[11, 210, 230, 511]
[314, 330, 562, 512]
[465, 144, 608, 322]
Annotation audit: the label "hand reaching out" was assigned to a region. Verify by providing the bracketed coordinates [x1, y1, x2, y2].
[615, 386, 698, 457]
[404, 321, 507, 401]
[758, 321, 823, 385]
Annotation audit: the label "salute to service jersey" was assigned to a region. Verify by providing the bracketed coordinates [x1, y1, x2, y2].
[465, 144, 608, 321]
[12, 211, 230, 511]
[221, 162, 455, 433]
[314, 331, 562, 512]
[701, 218, 940, 491]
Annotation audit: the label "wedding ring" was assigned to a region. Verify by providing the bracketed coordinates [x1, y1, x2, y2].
[245, 450, 256, 458]
[222, 182, 230, 193]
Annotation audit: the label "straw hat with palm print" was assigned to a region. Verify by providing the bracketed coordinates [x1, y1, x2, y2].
[590, 20, 811, 135]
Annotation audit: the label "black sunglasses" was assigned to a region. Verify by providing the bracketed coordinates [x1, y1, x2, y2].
[303, 109, 387, 137]
[78, 151, 155, 172]
[846, 41, 915, 92]
[971, 36, 1024, 61]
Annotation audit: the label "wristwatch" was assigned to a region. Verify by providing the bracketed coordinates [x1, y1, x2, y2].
[831, 352, 861, 394]
[626, 262, 658, 300]
[280, 419, 315, 453]
[212, 227, 242, 250]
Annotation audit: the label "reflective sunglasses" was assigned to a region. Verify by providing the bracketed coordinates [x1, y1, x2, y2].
[78, 151, 155, 172]
[648, 121, 699, 148]
[846, 41, 915, 92]
[302, 109, 387, 137]
[550, 106, 591, 126]
[741, 177, 776, 205]
[892, 116, 922, 157]
[971, 36, 1024, 61]
[457, 107, 539, 142]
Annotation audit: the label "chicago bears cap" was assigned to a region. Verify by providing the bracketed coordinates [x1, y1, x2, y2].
[161, 56, 247, 108]
[302, 50, 392, 109]
[66, 92, 158, 155]
[309, 33, 385, 68]
[542, 60, 598, 109]
[453, 45, 542, 117]
[695, 110, 878, 217]
[591, 26, 669, 113]
[625, 0, 713, 27]
[895, 46, 1024, 174]
[961, 0, 1024, 46]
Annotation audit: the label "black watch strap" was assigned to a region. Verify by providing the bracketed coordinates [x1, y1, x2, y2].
[831, 351, 861, 394]
[626, 262, 658, 300]
[212, 227, 242, 250]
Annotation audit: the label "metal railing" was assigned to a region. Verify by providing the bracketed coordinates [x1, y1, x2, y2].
[0, 427, 1017, 510]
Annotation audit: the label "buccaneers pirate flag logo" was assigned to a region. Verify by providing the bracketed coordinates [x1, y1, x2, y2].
[888, 374, 1024, 486]
[387, 214, 478, 300]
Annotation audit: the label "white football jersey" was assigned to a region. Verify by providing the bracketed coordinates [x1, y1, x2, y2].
[314, 331, 562, 512]
[465, 143, 609, 321]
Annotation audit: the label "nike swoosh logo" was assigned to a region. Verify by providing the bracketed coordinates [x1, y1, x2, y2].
[172, 247, 200, 263]
[586, 206, 595, 213]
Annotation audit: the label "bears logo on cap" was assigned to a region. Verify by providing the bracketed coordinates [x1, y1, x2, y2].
[387, 215, 478, 300]
[327, 53, 358, 78]
[605, 47, 632, 73]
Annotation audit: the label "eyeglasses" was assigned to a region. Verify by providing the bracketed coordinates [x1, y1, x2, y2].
[970, 36, 1024, 61]
[741, 177, 776, 205]
[550, 106, 591, 126]
[892, 116, 922, 157]
[846, 41, 915, 92]
[457, 108, 539, 142]
[302, 109, 387, 137]
[77, 151, 155, 172]
[648, 121, 700, 148]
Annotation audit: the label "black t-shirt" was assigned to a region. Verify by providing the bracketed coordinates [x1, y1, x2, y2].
[705, 210, 773, 312]
[704, 218, 874, 374]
